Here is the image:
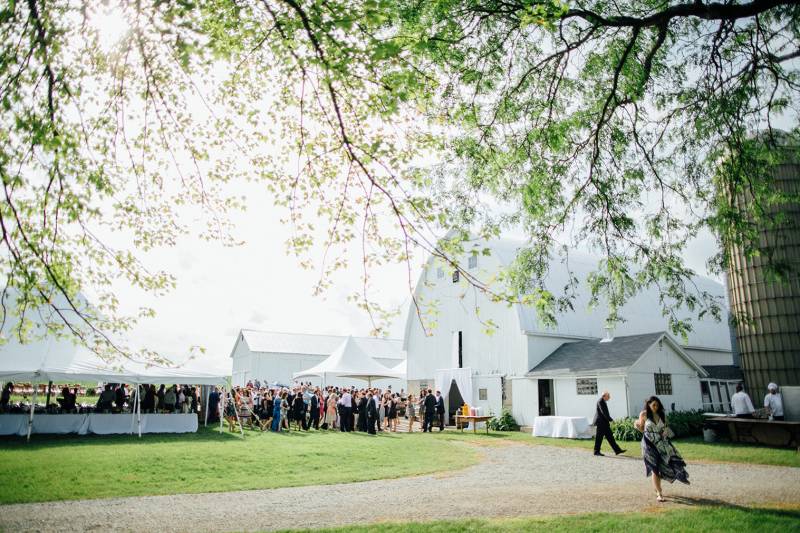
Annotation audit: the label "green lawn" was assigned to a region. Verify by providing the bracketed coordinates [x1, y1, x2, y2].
[1, 427, 797, 505]
[278, 505, 800, 532]
[0, 427, 479, 504]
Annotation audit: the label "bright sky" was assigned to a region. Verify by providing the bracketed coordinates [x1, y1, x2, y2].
[87, 4, 724, 374]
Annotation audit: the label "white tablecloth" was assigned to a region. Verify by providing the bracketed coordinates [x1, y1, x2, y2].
[0, 414, 198, 436]
[532, 416, 592, 439]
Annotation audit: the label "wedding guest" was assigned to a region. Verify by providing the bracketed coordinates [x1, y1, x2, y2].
[367, 390, 379, 435]
[636, 396, 689, 502]
[593, 391, 625, 456]
[406, 393, 417, 432]
[156, 384, 166, 412]
[435, 390, 446, 431]
[280, 391, 290, 431]
[164, 385, 177, 413]
[387, 394, 398, 432]
[764, 383, 785, 421]
[292, 392, 306, 431]
[1, 383, 13, 412]
[325, 392, 338, 430]
[423, 388, 436, 432]
[207, 386, 219, 422]
[731, 384, 755, 418]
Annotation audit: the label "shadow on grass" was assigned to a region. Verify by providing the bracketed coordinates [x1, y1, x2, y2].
[665, 497, 800, 522]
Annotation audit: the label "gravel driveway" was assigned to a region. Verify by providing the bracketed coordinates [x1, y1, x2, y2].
[2, 441, 798, 532]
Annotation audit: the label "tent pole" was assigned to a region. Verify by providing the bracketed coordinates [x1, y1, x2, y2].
[204, 386, 210, 427]
[137, 385, 142, 438]
[27, 380, 38, 442]
[130, 384, 136, 434]
[45, 380, 53, 409]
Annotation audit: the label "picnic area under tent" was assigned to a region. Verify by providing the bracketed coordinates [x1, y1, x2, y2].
[293, 336, 403, 387]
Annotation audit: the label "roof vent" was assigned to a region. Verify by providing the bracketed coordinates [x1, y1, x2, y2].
[599, 326, 614, 343]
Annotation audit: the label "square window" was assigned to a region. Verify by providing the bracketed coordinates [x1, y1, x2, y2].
[452, 270, 460, 283]
[468, 254, 478, 269]
[479, 388, 487, 400]
[576, 378, 598, 395]
[436, 267, 444, 279]
[654, 373, 672, 395]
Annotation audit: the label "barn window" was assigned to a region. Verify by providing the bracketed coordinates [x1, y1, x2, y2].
[576, 378, 598, 395]
[436, 267, 444, 279]
[654, 373, 672, 395]
[468, 254, 478, 269]
[452, 270, 460, 283]
[479, 388, 487, 400]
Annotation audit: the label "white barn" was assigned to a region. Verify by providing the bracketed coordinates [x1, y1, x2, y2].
[230, 330, 406, 390]
[404, 237, 740, 427]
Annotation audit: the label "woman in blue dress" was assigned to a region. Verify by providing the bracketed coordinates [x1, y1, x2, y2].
[635, 396, 689, 502]
[271, 390, 283, 431]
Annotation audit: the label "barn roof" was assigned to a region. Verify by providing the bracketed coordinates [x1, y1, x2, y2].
[233, 330, 405, 360]
[526, 331, 708, 377]
[405, 235, 731, 352]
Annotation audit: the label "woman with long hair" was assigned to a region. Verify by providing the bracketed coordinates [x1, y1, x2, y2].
[325, 392, 338, 430]
[636, 396, 689, 502]
[280, 391, 290, 431]
[387, 393, 398, 432]
[406, 394, 417, 432]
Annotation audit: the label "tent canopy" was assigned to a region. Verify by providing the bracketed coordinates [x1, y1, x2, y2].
[0, 305, 228, 386]
[293, 336, 402, 382]
[392, 359, 407, 376]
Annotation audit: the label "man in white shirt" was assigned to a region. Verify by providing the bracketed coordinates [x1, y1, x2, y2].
[764, 383, 784, 421]
[731, 384, 755, 418]
[339, 388, 353, 432]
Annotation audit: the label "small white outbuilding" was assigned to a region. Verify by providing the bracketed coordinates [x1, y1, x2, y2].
[230, 330, 406, 390]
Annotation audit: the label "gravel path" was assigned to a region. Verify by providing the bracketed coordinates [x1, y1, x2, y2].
[2, 441, 798, 532]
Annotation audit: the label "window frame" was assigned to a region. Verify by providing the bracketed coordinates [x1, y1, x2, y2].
[575, 377, 598, 396]
[654, 373, 673, 396]
[468, 254, 478, 269]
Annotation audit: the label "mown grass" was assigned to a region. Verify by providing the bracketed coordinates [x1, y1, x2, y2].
[0, 426, 479, 504]
[278, 504, 800, 532]
[1, 425, 796, 505]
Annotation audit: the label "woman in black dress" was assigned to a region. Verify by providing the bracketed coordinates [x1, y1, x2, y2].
[387, 394, 398, 432]
[357, 392, 369, 432]
[292, 394, 306, 431]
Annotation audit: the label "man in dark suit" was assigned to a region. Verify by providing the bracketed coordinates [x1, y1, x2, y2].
[423, 388, 436, 432]
[435, 391, 446, 431]
[593, 391, 625, 456]
[367, 390, 378, 435]
[309, 390, 320, 430]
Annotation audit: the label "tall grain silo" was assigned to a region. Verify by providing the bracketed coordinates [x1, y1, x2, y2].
[724, 141, 800, 398]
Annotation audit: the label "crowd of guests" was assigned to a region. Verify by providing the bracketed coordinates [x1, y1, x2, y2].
[221, 382, 449, 434]
[0, 381, 202, 415]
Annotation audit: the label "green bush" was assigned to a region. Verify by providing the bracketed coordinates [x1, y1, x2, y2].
[487, 408, 519, 431]
[611, 417, 642, 442]
[611, 409, 706, 442]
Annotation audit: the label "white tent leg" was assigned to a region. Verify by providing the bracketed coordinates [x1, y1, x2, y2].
[204, 386, 210, 427]
[27, 381, 38, 442]
[137, 385, 142, 438]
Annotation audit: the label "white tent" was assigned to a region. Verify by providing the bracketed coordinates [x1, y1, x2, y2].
[293, 336, 402, 386]
[392, 359, 407, 376]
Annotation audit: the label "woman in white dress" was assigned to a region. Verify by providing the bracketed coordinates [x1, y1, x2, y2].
[635, 396, 690, 502]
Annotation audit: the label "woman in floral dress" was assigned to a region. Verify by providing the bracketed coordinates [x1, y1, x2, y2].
[635, 396, 690, 502]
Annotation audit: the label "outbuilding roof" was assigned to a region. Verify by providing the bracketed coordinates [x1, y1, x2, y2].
[234, 330, 405, 360]
[526, 331, 707, 377]
[702, 365, 744, 381]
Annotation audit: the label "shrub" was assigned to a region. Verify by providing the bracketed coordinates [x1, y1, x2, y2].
[611, 409, 706, 442]
[611, 417, 642, 442]
[487, 408, 519, 431]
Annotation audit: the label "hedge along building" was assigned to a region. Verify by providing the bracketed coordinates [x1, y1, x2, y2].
[403, 237, 737, 427]
[724, 143, 800, 398]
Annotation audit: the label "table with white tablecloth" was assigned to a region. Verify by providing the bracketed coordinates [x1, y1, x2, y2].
[532, 416, 593, 439]
[0, 413, 198, 436]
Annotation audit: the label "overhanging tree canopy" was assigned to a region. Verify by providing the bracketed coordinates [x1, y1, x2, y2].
[0, 0, 797, 358]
